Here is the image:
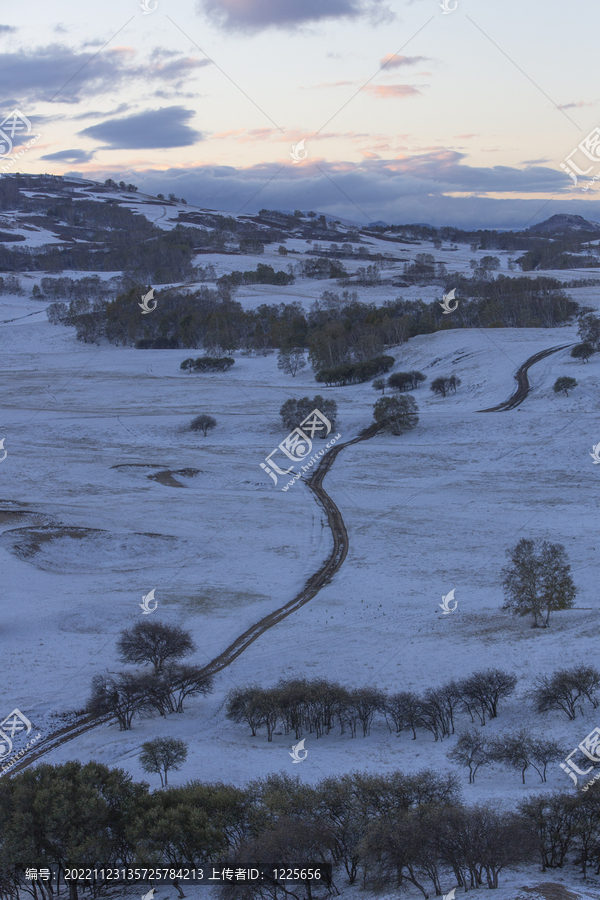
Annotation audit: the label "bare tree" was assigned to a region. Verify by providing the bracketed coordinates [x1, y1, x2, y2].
[347, 687, 384, 737]
[571, 665, 600, 708]
[447, 731, 490, 783]
[256, 689, 280, 742]
[418, 695, 446, 742]
[457, 805, 532, 889]
[530, 666, 599, 720]
[384, 692, 421, 739]
[160, 663, 214, 713]
[420, 684, 461, 740]
[280, 396, 337, 433]
[277, 348, 307, 377]
[489, 729, 544, 784]
[137, 670, 174, 716]
[530, 738, 563, 783]
[459, 669, 517, 724]
[226, 686, 266, 736]
[409, 370, 426, 389]
[275, 678, 308, 739]
[190, 414, 217, 435]
[430, 376, 455, 398]
[139, 737, 188, 786]
[578, 312, 600, 350]
[117, 621, 197, 674]
[88, 672, 148, 730]
[518, 794, 578, 871]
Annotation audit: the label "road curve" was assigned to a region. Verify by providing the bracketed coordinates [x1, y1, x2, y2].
[8, 424, 381, 773]
[477, 343, 574, 412]
[199, 422, 381, 677]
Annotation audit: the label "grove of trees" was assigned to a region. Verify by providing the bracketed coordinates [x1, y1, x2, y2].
[6, 763, 600, 899]
[387, 370, 426, 391]
[180, 356, 235, 373]
[225, 669, 517, 746]
[46, 275, 581, 361]
[315, 355, 394, 386]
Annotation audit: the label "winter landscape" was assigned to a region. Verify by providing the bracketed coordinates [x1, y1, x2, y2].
[3, 2, 600, 900]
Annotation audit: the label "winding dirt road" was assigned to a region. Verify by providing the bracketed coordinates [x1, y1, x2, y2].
[8, 342, 580, 774]
[7, 424, 381, 774]
[478, 343, 573, 412]
[200, 423, 380, 677]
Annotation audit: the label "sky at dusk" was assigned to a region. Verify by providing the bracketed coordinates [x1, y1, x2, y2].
[2, 0, 600, 228]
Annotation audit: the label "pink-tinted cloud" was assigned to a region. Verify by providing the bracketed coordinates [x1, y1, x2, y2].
[307, 80, 357, 89]
[211, 127, 375, 144]
[365, 84, 422, 99]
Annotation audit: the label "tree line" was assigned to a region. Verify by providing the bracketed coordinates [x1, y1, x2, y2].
[226, 662, 599, 766]
[5, 762, 600, 900]
[46, 274, 579, 367]
[225, 669, 518, 745]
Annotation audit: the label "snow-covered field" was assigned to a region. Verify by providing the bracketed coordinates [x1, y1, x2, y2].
[3, 212, 600, 896]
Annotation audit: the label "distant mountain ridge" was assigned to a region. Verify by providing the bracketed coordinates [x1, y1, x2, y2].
[527, 214, 600, 234]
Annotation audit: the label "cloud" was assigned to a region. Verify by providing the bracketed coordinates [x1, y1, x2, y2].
[41, 149, 95, 162]
[559, 100, 598, 109]
[211, 127, 372, 144]
[379, 53, 430, 69]
[308, 80, 357, 89]
[145, 51, 210, 84]
[0, 25, 17, 33]
[365, 84, 422, 99]
[0, 45, 209, 104]
[78, 107, 203, 149]
[74, 103, 133, 121]
[78, 152, 578, 229]
[198, 0, 393, 32]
